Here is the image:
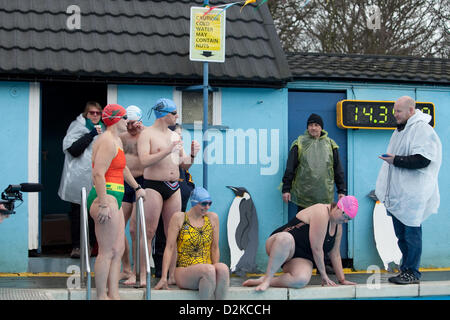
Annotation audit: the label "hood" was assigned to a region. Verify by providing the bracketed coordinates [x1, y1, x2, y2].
[406, 109, 431, 128]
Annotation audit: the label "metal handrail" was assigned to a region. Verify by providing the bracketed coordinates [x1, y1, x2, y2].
[135, 196, 151, 300]
[80, 187, 92, 300]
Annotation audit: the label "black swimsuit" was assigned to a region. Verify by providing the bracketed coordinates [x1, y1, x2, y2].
[270, 216, 337, 266]
[143, 179, 180, 200]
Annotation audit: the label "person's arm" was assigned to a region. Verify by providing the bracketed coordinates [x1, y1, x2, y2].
[66, 129, 98, 157]
[282, 146, 299, 203]
[393, 154, 431, 169]
[309, 209, 336, 286]
[154, 212, 183, 290]
[137, 129, 182, 167]
[332, 148, 347, 197]
[209, 212, 221, 264]
[180, 140, 200, 170]
[328, 225, 356, 285]
[123, 166, 146, 200]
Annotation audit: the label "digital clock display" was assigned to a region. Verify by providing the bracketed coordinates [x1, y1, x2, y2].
[336, 100, 435, 129]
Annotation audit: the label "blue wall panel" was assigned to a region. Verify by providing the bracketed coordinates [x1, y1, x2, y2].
[0, 82, 30, 272]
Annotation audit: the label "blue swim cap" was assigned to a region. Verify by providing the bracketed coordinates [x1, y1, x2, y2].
[190, 187, 212, 208]
[153, 98, 177, 119]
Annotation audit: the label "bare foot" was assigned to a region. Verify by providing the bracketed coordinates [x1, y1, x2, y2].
[168, 275, 176, 285]
[122, 273, 136, 286]
[255, 280, 270, 292]
[242, 277, 264, 287]
[120, 271, 132, 281]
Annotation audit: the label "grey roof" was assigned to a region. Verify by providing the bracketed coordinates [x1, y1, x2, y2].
[0, 0, 291, 87]
[287, 52, 450, 84]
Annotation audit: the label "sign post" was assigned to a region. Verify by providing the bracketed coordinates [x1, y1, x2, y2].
[190, 5, 226, 189]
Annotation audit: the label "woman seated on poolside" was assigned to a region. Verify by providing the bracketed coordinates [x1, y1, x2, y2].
[154, 187, 229, 300]
[243, 196, 359, 291]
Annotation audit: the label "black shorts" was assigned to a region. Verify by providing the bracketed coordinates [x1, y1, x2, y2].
[123, 176, 144, 203]
[143, 179, 180, 201]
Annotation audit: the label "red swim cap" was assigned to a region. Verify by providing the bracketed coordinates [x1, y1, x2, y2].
[102, 104, 126, 127]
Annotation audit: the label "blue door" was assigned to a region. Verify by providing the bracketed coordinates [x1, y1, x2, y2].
[287, 91, 348, 258]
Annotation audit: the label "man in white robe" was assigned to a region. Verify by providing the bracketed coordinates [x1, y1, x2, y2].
[376, 96, 442, 285]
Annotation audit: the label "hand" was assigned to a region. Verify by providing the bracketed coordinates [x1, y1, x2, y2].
[379, 153, 395, 164]
[97, 205, 111, 224]
[133, 121, 144, 131]
[154, 278, 169, 290]
[338, 193, 345, 200]
[167, 140, 182, 154]
[282, 192, 291, 203]
[321, 276, 337, 287]
[94, 125, 102, 135]
[339, 279, 357, 285]
[135, 188, 146, 201]
[191, 140, 201, 157]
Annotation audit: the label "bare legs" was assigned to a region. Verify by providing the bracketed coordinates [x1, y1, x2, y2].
[90, 195, 125, 300]
[137, 188, 181, 286]
[175, 263, 230, 300]
[243, 232, 313, 291]
[120, 201, 134, 283]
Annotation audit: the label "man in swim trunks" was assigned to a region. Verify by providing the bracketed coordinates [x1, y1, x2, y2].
[119, 105, 145, 284]
[137, 98, 200, 286]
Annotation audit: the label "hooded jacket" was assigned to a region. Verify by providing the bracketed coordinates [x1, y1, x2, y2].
[58, 114, 99, 204]
[375, 110, 442, 227]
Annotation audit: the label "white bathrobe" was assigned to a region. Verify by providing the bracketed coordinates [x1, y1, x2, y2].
[375, 110, 442, 227]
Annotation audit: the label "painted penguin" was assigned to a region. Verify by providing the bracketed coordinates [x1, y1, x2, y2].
[368, 190, 402, 271]
[226, 186, 260, 276]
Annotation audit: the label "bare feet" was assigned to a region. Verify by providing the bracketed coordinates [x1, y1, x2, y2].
[120, 271, 133, 281]
[122, 273, 136, 286]
[242, 276, 264, 287]
[168, 275, 176, 285]
[243, 276, 270, 292]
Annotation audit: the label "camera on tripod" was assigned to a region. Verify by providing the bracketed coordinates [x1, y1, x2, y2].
[0, 183, 43, 215]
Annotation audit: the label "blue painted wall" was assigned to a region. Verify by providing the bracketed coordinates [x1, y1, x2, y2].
[117, 85, 288, 270]
[0, 82, 30, 272]
[289, 81, 450, 271]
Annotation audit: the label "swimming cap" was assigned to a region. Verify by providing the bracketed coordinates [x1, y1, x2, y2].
[102, 104, 126, 127]
[190, 187, 212, 208]
[337, 195, 359, 219]
[153, 98, 177, 119]
[126, 105, 143, 121]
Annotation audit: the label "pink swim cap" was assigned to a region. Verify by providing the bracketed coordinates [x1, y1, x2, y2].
[337, 195, 359, 219]
[102, 104, 126, 127]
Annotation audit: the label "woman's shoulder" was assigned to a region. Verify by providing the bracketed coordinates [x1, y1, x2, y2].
[300, 204, 329, 222]
[206, 211, 219, 224]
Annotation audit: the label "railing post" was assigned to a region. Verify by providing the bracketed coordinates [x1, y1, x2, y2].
[135, 199, 141, 287]
[80, 187, 91, 300]
[137, 197, 151, 300]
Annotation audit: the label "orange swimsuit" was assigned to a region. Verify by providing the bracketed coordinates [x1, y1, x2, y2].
[87, 148, 126, 210]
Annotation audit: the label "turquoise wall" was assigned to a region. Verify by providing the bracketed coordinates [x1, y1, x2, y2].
[0, 82, 30, 272]
[289, 81, 450, 271]
[117, 85, 288, 270]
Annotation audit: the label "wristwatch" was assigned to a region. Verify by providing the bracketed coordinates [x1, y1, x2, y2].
[135, 184, 142, 191]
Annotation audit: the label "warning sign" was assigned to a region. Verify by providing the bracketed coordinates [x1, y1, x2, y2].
[190, 7, 226, 63]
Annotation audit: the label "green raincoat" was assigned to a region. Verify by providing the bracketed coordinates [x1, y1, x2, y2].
[290, 130, 338, 208]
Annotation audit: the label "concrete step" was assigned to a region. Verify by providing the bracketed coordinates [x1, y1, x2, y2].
[2, 280, 449, 300]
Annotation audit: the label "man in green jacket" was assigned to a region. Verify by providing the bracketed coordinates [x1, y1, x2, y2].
[282, 113, 347, 211]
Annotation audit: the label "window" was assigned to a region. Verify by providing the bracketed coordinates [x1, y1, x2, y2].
[173, 88, 221, 125]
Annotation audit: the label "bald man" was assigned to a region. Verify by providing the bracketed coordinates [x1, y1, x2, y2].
[376, 96, 442, 285]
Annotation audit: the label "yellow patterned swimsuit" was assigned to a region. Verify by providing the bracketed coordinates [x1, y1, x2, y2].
[176, 213, 213, 267]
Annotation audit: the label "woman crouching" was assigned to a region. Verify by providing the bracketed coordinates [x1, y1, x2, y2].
[243, 196, 359, 291]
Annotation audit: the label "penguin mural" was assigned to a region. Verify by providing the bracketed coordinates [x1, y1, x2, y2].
[226, 186, 260, 276]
